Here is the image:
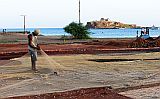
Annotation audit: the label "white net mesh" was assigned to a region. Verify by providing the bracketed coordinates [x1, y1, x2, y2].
[1, 49, 66, 74]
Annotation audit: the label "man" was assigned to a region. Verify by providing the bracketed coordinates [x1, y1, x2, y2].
[28, 29, 41, 71]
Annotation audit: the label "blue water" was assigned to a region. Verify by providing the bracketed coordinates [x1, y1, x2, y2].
[1, 28, 160, 38]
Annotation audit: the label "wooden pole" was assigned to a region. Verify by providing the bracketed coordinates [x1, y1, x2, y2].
[21, 15, 26, 34]
[79, 0, 80, 24]
[24, 16, 26, 34]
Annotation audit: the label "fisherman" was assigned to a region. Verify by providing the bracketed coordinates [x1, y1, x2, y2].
[28, 29, 41, 71]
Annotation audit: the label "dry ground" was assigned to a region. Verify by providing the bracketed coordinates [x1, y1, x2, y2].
[0, 52, 160, 99]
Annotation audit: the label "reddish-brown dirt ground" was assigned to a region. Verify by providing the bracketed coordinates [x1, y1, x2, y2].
[0, 40, 129, 59]
[6, 87, 132, 99]
[0, 39, 160, 60]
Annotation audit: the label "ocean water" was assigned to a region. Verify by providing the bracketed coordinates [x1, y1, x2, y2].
[1, 28, 160, 38]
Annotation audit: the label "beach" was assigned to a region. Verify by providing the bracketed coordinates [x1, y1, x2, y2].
[0, 33, 160, 99]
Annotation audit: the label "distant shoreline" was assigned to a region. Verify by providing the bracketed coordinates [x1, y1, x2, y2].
[0, 28, 160, 38]
[91, 27, 142, 29]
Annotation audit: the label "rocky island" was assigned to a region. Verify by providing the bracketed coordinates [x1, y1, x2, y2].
[86, 18, 141, 29]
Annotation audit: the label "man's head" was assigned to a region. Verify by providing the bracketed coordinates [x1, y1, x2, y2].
[32, 29, 40, 36]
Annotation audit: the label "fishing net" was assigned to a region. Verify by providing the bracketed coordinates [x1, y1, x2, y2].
[0, 49, 67, 80]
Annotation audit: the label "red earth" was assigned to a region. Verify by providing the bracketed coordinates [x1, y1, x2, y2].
[0, 39, 160, 60]
[6, 87, 132, 99]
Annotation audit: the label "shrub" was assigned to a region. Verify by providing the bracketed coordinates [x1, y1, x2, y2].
[64, 22, 91, 39]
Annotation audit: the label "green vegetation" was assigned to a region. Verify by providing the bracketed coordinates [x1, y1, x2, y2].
[64, 22, 91, 39]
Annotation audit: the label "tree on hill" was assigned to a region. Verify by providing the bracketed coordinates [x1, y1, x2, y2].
[64, 22, 91, 39]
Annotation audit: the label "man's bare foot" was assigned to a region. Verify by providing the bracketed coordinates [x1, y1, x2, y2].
[32, 69, 39, 73]
[34, 70, 39, 73]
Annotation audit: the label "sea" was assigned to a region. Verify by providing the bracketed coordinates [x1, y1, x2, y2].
[1, 28, 160, 38]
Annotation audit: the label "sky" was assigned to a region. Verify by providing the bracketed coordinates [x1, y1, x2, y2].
[0, 0, 160, 28]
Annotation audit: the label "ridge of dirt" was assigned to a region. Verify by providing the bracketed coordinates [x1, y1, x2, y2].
[4, 87, 132, 99]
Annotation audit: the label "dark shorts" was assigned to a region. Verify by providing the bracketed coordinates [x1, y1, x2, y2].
[29, 50, 37, 61]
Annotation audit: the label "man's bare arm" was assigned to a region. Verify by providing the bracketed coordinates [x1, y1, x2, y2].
[28, 35, 38, 49]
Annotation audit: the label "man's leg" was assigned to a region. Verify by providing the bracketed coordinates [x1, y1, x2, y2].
[31, 60, 36, 71]
[29, 50, 37, 71]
